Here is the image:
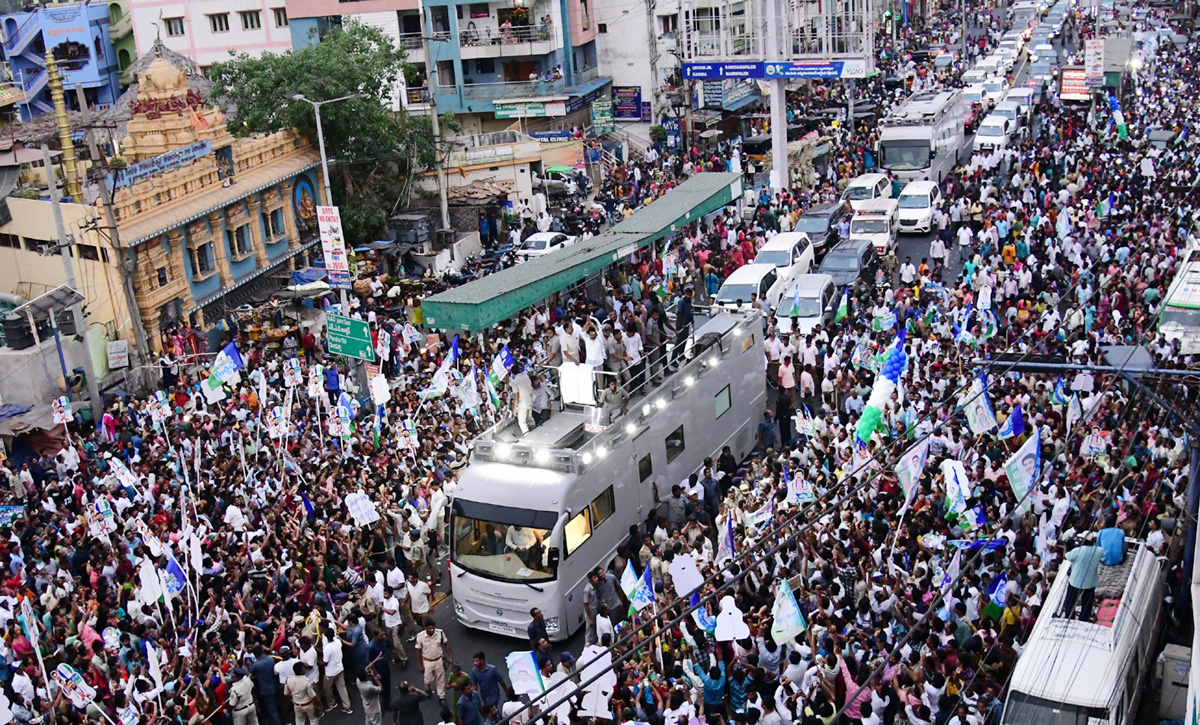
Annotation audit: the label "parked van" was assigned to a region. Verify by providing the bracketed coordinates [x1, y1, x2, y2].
[1003, 87, 1035, 114]
[896, 180, 943, 234]
[754, 232, 816, 281]
[993, 100, 1028, 136]
[714, 263, 789, 311]
[841, 173, 892, 211]
[774, 274, 838, 335]
[848, 198, 899, 254]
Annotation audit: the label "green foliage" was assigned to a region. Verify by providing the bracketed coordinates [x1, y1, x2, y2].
[209, 21, 426, 243]
[649, 125, 666, 145]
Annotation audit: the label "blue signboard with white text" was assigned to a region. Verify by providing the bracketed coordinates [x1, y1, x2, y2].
[683, 59, 868, 80]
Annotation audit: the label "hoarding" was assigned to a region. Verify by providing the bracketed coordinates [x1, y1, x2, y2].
[613, 86, 643, 120]
[316, 205, 351, 289]
[1060, 67, 1089, 101]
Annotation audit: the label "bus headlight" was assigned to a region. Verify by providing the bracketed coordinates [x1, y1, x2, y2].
[544, 617, 560, 634]
[454, 599, 465, 615]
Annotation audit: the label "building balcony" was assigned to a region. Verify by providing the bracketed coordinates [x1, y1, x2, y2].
[109, 11, 132, 40]
[2, 13, 39, 56]
[397, 32, 424, 50]
[458, 23, 559, 59]
[443, 65, 599, 103]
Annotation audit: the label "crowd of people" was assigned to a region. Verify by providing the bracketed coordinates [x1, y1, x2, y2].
[0, 5, 1197, 725]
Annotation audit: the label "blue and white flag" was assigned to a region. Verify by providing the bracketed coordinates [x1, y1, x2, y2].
[1051, 375, 1069, 405]
[620, 563, 638, 597]
[939, 547, 962, 595]
[987, 571, 1009, 607]
[997, 405, 1025, 440]
[211, 342, 245, 382]
[717, 515, 736, 563]
[627, 566, 655, 614]
[163, 553, 187, 598]
[421, 335, 461, 399]
[490, 345, 515, 384]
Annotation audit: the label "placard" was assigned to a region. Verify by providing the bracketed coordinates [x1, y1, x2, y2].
[317, 205, 351, 290]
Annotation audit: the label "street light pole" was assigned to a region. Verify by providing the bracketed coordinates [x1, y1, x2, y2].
[291, 92, 367, 317]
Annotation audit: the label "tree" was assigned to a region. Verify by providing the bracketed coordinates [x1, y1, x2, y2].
[209, 22, 431, 243]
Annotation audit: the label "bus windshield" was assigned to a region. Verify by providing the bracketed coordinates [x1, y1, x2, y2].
[451, 499, 557, 582]
[1004, 692, 1107, 725]
[880, 141, 932, 171]
[717, 283, 760, 305]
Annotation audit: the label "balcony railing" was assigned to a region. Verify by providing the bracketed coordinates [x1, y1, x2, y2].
[459, 23, 554, 47]
[441, 65, 600, 102]
[397, 32, 424, 50]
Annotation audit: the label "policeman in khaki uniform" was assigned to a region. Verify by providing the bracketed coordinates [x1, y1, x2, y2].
[284, 663, 321, 725]
[415, 618, 454, 701]
[228, 668, 259, 725]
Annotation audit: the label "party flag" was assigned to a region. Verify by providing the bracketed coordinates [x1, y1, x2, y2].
[628, 566, 655, 615]
[996, 405, 1025, 440]
[834, 290, 849, 323]
[1051, 375, 1069, 405]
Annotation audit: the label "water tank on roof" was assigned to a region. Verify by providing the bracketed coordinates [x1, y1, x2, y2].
[2, 314, 33, 350]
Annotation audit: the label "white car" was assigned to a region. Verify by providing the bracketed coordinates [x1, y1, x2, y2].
[974, 115, 1014, 152]
[961, 68, 992, 86]
[982, 77, 1010, 105]
[714, 263, 790, 311]
[514, 232, 578, 262]
[896, 180, 943, 234]
[754, 232, 816, 282]
[1031, 43, 1055, 63]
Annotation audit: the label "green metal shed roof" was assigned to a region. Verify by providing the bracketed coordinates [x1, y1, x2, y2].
[420, 172, 743, 331]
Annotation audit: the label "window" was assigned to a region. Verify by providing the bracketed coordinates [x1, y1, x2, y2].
[240, 10, 261, 30]
[597, 22, 607, 32]
[589, 487, 615, 528]
[475, 58, 495, 75]
[157, 267, 168, 287]
[469, 3, 489, 16]
[564, 486, 615, 556]
[165, 17, 185, 36]
[714, 385, 731, 419]
[190, 243, 214, 277]
[262, 211, 284, 239]
[76, 244, 100, 261]
[0, 233, 18, 248]
[638, 453, 652, 482]
[665, 425, 685, 463]
[273, 7, 288, 26]
[23, 237, 56, 254]
[230, 225, 251, 258]
[742, 333, 755, 353]
[208, 13, 229, 33]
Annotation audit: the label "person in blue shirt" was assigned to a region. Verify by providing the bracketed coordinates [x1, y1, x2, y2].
[249, 645, 281, 725]
[469, 652, 509, 710]
[1097, 515, 1126, 566]
[692, 657, 726, 713]
[1062, 537, 1104, 621]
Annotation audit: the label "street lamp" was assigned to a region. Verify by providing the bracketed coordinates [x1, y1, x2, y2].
[290, 91, 367, 314]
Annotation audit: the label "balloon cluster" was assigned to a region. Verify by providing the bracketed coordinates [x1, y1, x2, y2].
[854, 330, 908, 445]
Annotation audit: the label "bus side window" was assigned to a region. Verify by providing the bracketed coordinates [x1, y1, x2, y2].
[564, 510, 592, 556]
[589, 486, 615, 529]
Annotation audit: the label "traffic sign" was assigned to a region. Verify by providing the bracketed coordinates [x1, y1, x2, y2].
[326, 314, 376, 362]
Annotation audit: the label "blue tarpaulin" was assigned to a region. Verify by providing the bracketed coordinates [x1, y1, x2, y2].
[290, 267, 328, 285]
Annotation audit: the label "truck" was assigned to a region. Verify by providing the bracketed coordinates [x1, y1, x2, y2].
[876, 89, 966, 184]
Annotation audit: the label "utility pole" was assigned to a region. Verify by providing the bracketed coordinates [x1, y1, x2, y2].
[42, 143, 102, 416]
[646, 0, 660, 129]
[77, 86, 153, 385]
[420, 20, 451, 232]
[764, 0, 789, 190]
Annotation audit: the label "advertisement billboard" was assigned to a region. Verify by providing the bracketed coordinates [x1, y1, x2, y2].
[683, 59, 868, 80]
[1060, 67, 1089, 101]
[1084, 39, 1105, 87]
[316, 206, 351, 289]
[613, 86, 642, 120]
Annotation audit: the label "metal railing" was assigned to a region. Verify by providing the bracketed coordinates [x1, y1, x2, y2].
[442, 66, 600, 102]
[3, 13, 39, 52]
[459, 23, 556, 47]
[396, 32, 424, 50]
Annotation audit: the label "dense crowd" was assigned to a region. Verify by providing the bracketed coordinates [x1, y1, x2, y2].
[0, 6, 1197, 725]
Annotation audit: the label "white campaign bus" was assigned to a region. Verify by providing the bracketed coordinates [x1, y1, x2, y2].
[449, 309, 767, 641]
[1003, 541, 1166, 725]
[1159, 259, 1200, 355]
[877, 89, 965, 184]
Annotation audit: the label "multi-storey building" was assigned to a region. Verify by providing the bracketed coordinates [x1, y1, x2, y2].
[127, 0, 293, 71]
[0, 1, 121, 119]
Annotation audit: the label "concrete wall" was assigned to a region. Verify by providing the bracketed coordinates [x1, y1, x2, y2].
[0, 331, 95, 408]
[0, 197, 131, 337]
[593, 0, 653, 110]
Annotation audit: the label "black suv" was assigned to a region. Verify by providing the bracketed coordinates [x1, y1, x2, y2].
[817, 239, 881, 290]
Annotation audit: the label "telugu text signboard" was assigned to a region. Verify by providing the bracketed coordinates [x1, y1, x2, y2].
[613, 86, 643, 120]
[1085, 39, 1105, 87]
[1060, 67, 1089, 101]
[326, 314, 376, 363]
[591, 100, 615, 134]
[316, 206, 351, 290]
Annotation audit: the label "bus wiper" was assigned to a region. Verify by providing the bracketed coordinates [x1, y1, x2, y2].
[523, 582, 545, 592]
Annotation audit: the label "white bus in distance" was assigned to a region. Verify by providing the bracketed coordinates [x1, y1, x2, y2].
[1003, 541, 1165, 725]
[448, 308, 767, 641]
[877, 89, 966, 184]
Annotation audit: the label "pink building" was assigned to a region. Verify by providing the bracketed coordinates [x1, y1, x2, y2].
[129, 0, 294, 70]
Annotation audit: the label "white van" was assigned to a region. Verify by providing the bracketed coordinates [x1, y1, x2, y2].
[1003, 87, 1035, 115]
[754, 232, 816, 282]
[961, 68, 992, 86]
[848, 198, 899, 254]
[774, 274, 838, 335]
[974, 115, 1013, 152]
[993, 100, 1028, 136]
[714, 263, 789, 312]
[840, 173, 891, 211]
[896, 180, 943, 234]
